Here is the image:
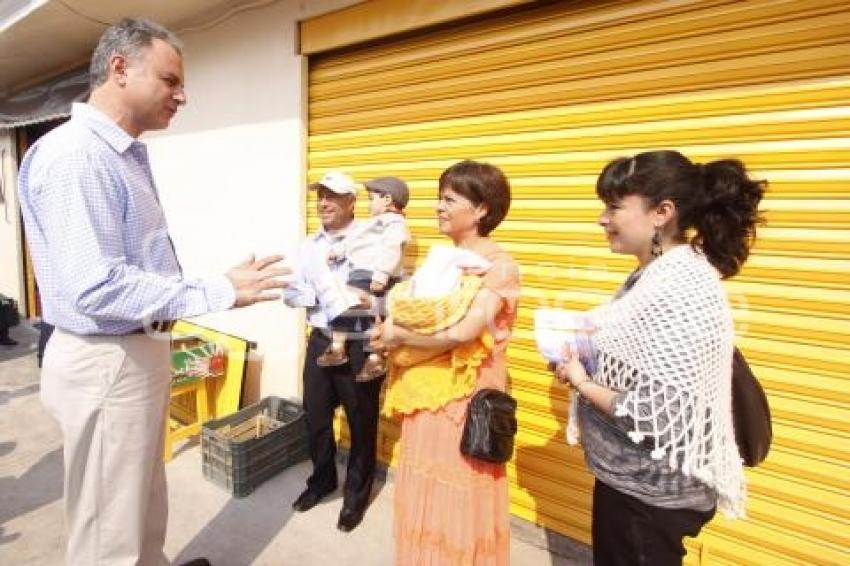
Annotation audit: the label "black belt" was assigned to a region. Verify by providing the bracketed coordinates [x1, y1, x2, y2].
[126, 320, 176, 334]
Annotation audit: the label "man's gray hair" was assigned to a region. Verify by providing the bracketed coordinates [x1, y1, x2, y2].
[89, 18, 182, 89]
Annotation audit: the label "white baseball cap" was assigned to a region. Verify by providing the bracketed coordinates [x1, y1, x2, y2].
[309, 170, 357, 195]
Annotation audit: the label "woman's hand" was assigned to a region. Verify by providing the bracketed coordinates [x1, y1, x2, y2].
[550, 344, 617, 415]
[549, 344, 589, 388]
[370, 317, 408, 355]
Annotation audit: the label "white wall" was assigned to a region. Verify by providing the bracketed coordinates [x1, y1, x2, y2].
[0, 129, 24, 307]
[144, 0, 359, 401]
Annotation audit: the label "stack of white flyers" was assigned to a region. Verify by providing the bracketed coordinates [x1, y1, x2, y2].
[534, 308, 598, 375]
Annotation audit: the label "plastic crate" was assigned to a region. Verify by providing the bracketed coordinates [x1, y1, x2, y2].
[201, 396, 309, 497]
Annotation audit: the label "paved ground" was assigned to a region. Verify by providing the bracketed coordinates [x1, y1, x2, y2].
[0, 322, 592, 565]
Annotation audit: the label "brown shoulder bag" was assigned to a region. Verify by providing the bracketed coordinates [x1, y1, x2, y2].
[731, 347, 772, 467]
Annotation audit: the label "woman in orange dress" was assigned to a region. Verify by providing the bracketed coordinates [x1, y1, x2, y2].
[372, 160, 520, 565]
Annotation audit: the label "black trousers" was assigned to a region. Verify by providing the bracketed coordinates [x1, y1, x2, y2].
[302, 328, 383, 512]
[592, 480, 716, 566]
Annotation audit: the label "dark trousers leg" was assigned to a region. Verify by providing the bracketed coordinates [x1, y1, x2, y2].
[592, 480, 716, 566]
[338, 366, 382, 511]
[302, 329, 381, 510]
[303, 330, 341, 496]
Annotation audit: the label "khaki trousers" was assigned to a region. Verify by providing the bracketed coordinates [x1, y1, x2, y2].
[41, 328, 172, 566]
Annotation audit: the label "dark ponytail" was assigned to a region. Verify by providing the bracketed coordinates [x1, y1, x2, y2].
[596, 150, 766, 278]
[689, 160, 765, 278]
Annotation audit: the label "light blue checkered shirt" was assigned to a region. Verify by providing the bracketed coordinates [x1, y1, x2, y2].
[18, 103, 235, 335]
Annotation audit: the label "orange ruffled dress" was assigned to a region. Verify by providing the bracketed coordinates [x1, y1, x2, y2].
[383, 240, 520, 566]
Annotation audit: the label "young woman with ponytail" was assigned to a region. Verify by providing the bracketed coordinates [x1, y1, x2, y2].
[550, 150, 765, 566]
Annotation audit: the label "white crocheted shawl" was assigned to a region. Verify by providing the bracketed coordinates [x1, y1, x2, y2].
[573, 245, 745, 517]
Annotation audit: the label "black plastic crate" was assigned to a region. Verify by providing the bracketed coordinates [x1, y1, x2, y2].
[201, 396, 309, 497]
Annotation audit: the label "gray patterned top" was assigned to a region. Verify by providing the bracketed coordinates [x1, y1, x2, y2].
[578, 267, 716, 511]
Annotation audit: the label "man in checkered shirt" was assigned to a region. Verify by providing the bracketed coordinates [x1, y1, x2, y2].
[18, 18, 288, 566]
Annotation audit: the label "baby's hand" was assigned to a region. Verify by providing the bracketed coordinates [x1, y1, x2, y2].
[459, 265, 489, 276]
[327, 251, 339, 264]
[370, 280, 386, 293]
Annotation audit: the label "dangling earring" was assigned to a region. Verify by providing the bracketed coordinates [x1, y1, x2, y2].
[651, 226, 663, 258]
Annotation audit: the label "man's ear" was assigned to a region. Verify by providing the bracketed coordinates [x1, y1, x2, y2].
[110, 54, 128, 86]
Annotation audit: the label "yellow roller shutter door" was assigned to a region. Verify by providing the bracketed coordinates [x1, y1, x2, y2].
[306, 1, 850, 564]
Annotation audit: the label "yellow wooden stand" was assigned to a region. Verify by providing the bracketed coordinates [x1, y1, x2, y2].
[164, 376, 214, 462]
[164, 321, 253, 462]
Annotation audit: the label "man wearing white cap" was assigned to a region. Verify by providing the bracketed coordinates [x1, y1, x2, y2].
[283, 171, 381, 532]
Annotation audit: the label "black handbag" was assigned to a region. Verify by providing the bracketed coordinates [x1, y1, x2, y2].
[460, 388, 518, 463]
[0, 295, 20, 328]
[731, 347, 772, 467]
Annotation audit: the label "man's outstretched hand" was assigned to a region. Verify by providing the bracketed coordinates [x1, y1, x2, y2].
[226, 254, 291, 307]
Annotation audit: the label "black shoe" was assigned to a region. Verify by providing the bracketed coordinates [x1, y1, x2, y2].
[292, 489, 325, 512]
[0, 336, 16, 347]
[179, 559, 211, 566]
[337, 506, 365, 532]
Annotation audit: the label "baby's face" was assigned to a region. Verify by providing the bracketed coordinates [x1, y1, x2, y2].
[368, 191, 391, 216]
